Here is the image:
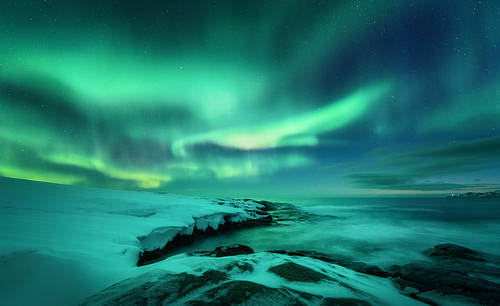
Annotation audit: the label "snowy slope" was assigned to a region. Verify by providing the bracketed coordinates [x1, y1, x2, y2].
[0, 177, 268, 305]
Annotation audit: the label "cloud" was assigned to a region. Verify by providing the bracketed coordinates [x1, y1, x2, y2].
[383, 137, 500, 176]
[347, 173, 482, 191]
[419, 81, 500, 133]
[0, 75, 84, 123]
[348, 173, 414, 187]
[411, 137, 500, 159]
[0, 74, 90, 143]
[346, 136, 500, 192]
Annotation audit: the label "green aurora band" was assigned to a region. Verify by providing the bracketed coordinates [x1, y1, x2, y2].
[0, 0, 499, 196]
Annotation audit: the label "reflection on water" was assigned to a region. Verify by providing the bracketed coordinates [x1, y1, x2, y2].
[173, 198, 500, 268]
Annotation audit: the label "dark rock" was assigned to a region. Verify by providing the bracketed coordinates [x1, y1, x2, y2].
[82, 253, 377, 305]
[194, 244, 255, 257]
[425, 243, 485, 261]
[213, 244, 254, 257]
[138, 210, 272, 266]
[422, 244, 500, 281]
[391, 261, 500, 305]
[252, 200, 276, 211]
[188, 280, 309, 305]
[270, 250, 390, 278]
[268, 261, 333, 282]
[253, 200, 313, 222]
[81, 269, 229, 305]
[407, 292, 439, 306]
[389, 244, 500, 305]
[82, 267, 336, 305]
[176, 270, 230, 297]
[357, 264, 390, 278]
[450, 190, 500, 198]
[321, 297, 371, 306]
[288, 289, 321, 302]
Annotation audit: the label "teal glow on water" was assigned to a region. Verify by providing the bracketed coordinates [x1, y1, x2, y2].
[175, 198, 500, 268]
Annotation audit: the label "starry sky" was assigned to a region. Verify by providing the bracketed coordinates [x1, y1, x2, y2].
[1, 0, 499, 197]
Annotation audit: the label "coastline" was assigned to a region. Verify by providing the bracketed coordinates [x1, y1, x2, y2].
[1, 178, 499, 305]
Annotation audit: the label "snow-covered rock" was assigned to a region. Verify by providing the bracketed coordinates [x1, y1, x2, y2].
[82, 251, 425, 306]
[0, 177, 271, 305]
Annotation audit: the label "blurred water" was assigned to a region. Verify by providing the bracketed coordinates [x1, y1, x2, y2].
[172, 197, 500, 268]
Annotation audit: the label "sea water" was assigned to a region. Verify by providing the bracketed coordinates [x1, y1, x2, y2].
[174, 197, 500, 268]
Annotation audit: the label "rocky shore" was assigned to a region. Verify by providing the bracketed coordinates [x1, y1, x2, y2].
[82, 244, 412, 306]
[137, 199, 283, 266]
[4, 178, 498, 305]
[86, 198, 500, 305]
[136, 199, 316, 266]
[137, 212, 272, 266]
[83, 241, 500, 305]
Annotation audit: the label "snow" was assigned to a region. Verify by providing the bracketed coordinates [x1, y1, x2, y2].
[417, 291, 479, 306]
[83, 252, 426, 305]
[0, 177, 266, 305]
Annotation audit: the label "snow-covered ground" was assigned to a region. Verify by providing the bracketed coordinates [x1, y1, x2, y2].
[0, 177, 268, 305]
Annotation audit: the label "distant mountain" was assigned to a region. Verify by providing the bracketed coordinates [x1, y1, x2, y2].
[451, 190, 500, 198]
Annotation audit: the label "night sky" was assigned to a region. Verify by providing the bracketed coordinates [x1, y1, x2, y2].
[1, 1, 499, 197]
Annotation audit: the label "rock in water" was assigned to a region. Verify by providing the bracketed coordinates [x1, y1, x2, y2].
[425, 243, 486, 261]
[390, 243, 500, 305]
[193, 244, 255, 257]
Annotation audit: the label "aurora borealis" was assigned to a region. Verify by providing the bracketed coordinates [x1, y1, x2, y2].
[1, 1, 499, 196]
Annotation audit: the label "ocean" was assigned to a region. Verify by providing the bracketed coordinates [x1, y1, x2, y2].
[172, 197, 500, 268]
